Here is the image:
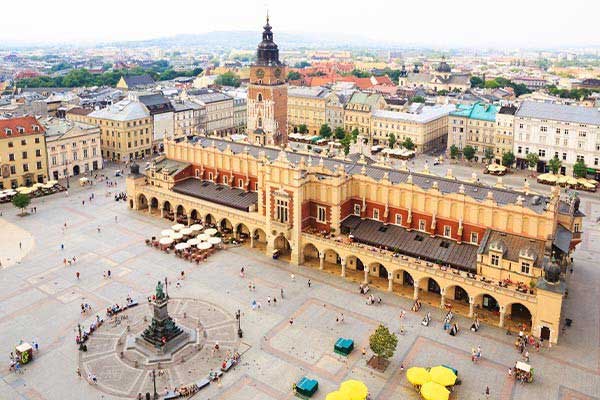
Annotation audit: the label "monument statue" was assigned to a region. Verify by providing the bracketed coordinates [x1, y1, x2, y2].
[141, 282, 184, 348]
[155, 281, 166, 301]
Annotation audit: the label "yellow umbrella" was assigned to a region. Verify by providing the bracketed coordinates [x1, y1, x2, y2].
[406, 367, 431, 386]
[325, 391, 349, 400]
[538, 173, 557, 182]
[566, 176, 578, 186]
[429, 366, 457, 387]
[339, 380, 368, 400]
[420, 381, 450, 400]
[556, 175, 568, 184]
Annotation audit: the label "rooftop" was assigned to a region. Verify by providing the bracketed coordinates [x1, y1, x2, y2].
[450, 103, 498, 122]
[340, 215, 478, 271]
[373, 104, 456, 124]
[288, 86, 331, 99]
[0, 116, 45, 139]
[172, 178, 258, 212]
[176, 137, 549, 213]
[516, 100, 600, 125]
[122, 74, 155, 88]
[88, 99, 150, 121]
[478, 229, 545, 268]
[40, 118, 98, 141]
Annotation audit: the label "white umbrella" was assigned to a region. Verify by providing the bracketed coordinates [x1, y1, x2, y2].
[197, 242, 212, 250]
[208, 237, 222, 245]
[161, 229, 175, 237]
[15, 187, 29, 193]
[171, 224, 184, 231]
[204, 228, 218, 236]
[197, 233, 210, 241]
[159, 237, 173, 245]
[180, 228, 193, 235]
[20, 187, 34, 195]
[189, 224, 203, 232]
[187, 238, 200, 246]
[171, 232, 184, 240]
[47, 180, 58, 186]
[42, 183, 54, 189]
[33, 183, 44, 189]
[4, 190, 16, 196]
[175, 242, 190, 250]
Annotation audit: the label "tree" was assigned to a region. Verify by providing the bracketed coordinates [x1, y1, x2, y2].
[437, 89, 449, 96]
[449, 144, 460, 159]
[410, 95, 425, 103]
[548, 156, 562, 174]
[369, 324, 398, 369]
[401, 137, 415, 150]
[388, 133, 396, 149]
[351, 128, 359, 143]
[351, 69, 370, 78]
[287, 71, 301, 81]
[470, 76, 484, 88]
[12, 193, 30, 216]
[573, 159, 587, 178]
[526, 153, 539, 169]
[484, 148, 494, 163]
[340, 134, 352, 155]
[462, 145, 475, 161]
[294, 61, 311, 69]
[334, 127, 345, 140]
[215, 71, 241, 87]
[298, 124, 308, 134]
[319, 124, 332, 138]
[502, 151, 515, 168]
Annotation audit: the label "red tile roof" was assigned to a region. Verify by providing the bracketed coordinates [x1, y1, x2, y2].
[0, 116, 45, 139]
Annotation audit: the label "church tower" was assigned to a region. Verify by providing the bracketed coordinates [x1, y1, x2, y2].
[247, 15, 288, 146]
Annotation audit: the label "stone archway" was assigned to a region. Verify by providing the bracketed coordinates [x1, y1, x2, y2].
[235, 223, 250, 243]
[175, 205, 187, 224]
[473, 293, 500, 326]
[205, 213, 216, 226]
[163, 201, 173, 220]
[302, 243, 320, 267]
[273, 234, 291, 261]
[506, 302, 533, 333]
[150, 197, 159, 215]
[444, 284, 471, 315]
[190, 209, 200, 224]
[418, 277, 442, 307]
[137, 194, 148, 211]
[73, 165, 80, 176]
[252, 228, 267, 250]
[321, 248, 342, 274]
[219, 218, 233, 234]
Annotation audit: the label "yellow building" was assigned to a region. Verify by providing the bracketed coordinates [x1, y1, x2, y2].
[370, 104, 455, 152]
[344, 92, 386, 141]
[494, 106, 517, 164]
[127, 135, 582, 343]
[84, 99, 153, 161]
[0, 116, 48, 189]
[288, 86, 330, 135]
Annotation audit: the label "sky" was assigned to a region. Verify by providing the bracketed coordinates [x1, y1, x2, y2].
[2, 0, 599, 48]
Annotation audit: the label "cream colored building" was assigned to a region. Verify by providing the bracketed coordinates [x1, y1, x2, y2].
[41, 118, 103, 180]
[494, 106, 517, 164]
[84, 99, 153, 161]
[186, 90, 234, 136]
[449, 103, 498, 163]
[0, 116, 48, 189]
[288, 86, 330, 135]
[371, 104, 455, 153]
[398, 60, 470, 93]
[344, 92, 386, 142]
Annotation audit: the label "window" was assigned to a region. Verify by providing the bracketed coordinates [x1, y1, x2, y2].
[254, 182, 259, 191]
[257, 93, 263, 102]
[373, 209, 380, 220]
[540, 126, 547, 132]
[83, 149, 88, 158]
[443, 226, 451, 238]
[418, 219, 426, 232]
[35, 149, 41, 157]
[470, 232, 478, 244]
[317, 206, 326, 223]
[10, 165, 16, 174]
[353, 204, 361, 216]
[23, 163, 29, 172]
[276, 199, 288, 223]
[22, 151, 28, 159]
[538, 149, 545, 157]
[521, 262, 530, 274]
[238, 179, 244, 188]
[8, 142, 13, 148]
[208, 172, 213, 181]
[21, 139, 26, 146]
[36, 161, 42, 170]
[395, 214, 402, 226]
[517, 146, 522, 154]
[9, 153, 15, 161]
[491, 254, 500, 266]
[574, 223, 580, 233]
[223, 175, 228, 185]
[562, 153, 567, 161]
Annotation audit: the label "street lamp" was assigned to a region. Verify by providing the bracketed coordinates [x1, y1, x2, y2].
[235, 309, 243, 338]
[164, 277, 169, 299]
[152, 369, 158, 399]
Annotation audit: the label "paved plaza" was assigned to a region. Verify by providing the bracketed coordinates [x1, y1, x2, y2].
[0, 170, 600, 400]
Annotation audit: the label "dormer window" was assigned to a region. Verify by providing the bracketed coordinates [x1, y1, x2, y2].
[17, 127, 24, 134]
[5, 128, 12, 136]
[32, 125, 39, 132]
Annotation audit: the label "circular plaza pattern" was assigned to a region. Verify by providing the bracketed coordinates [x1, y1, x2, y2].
[79, 297, 239, 398]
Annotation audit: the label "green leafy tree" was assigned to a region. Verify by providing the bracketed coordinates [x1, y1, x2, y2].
[298, 124, 308, 134]
[351, 69, 370, 78]
[334, 127, 345, 140]
[437, 89, 449, 95]
[502, 151, 515, 168]
[410, 95, 425, 103]
[294, 61, 311, 68]
[401, 137, 415, 150]
[319, 124, 332, 138]
[369, 324, 398, 368]
[340, 134, 352, 155]
[548, 156, 562, 174]
[484, 148, 494, 163]
[470, 76, 484, 88]
[215, 71, 241, 87]
[12, 193, 30, 216]
[573, 159, 587, 178]
[449, 145, 460, 159]
[351, 128, 359, 143]
[462, 145, 476, 161]
[526, 153, 539, 169]
[287, 71, 301, 81]
[388, 133, 397, 149]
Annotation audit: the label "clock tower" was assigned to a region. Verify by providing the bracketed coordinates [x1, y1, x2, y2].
[247, 15, 288, 146]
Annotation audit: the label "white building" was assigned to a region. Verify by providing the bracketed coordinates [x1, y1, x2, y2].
[513, 101, 600, 176]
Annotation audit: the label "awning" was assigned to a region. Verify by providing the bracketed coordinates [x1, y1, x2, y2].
[553, 224, 573, 253]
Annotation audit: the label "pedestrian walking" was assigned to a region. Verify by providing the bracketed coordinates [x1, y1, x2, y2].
[76, 367, 81, 377]
[19, 242, 22, 250]
[485, 386, 490, 399]
[61, 243, 64, 250]
[76, 271, 80, 280]
[290, 273, 295, 281]
[289, 317, 294, 326]
[280, 288, 284, 299]
[267, 296, 271, 306]
[307, 279, 312, 288]
[107, 270, 111, 278]
[115, 215, 118, 223]
[273, 297, 277, 305]
[97, 226, 101, 233]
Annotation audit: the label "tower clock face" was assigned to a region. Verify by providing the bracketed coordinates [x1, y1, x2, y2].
[274, 68, 282, 78]
[255, 69, 265, 79]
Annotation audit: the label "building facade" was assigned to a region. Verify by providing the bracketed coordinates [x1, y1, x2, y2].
[41, 118, 103, 180]
[247, 17, 288, 146]
[0, 117, 48, 189]
[138, 94, 175, 152]
[398, 60, 471, 93]
[513, 101, 600, 175]
[344, 92, 386, 143]
[287, 86, 330, 135]
[172, 99, 204, 137]
[85, 99, 153, 161]
[370, 104, 454, 153]
[186, 90, 234, 137]
[127, 135, 583, 344]
[494, 106, 517, 164]
[449, 103, 498, 162]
